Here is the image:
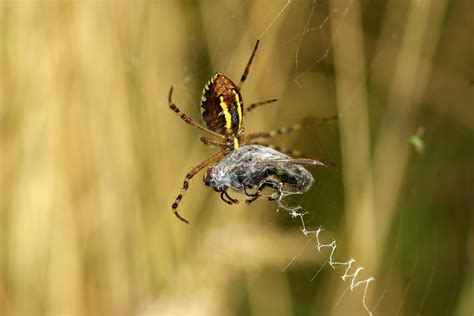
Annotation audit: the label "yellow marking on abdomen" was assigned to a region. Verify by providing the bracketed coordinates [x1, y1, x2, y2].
[219, 96, 232, 131]
[233, 137, 239, 150]
[233, 90, 242, 128]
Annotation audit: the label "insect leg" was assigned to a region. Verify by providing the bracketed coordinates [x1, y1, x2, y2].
[220, 190, 239, 205]
[245, 180, 282, 205]
[243, 184, 257, 197]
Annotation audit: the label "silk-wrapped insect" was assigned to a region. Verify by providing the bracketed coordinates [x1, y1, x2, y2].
[203, 144, 324, 204]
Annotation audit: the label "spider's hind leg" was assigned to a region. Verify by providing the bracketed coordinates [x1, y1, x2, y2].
[238, 40, 260, 89]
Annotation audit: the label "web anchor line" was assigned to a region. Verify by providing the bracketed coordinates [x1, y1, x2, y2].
[278, 201, 375, 316]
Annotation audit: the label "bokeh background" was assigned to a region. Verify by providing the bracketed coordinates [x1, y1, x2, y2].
[0, 0, 472, 315]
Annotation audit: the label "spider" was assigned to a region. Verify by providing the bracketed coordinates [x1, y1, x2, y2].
[168, 40, 337, 223]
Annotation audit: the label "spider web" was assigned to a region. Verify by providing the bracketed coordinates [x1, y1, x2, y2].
[165, 0, 464, 315]
[275, 196, 375, 315]
[169, 0, 377, 315]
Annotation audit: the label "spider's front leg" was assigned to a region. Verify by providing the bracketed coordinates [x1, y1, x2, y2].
[245, 99, 278, 113]
[168, 86, 225, 139]
[172, 151, 225, 224]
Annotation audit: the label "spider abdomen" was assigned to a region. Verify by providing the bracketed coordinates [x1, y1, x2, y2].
[200, 73, 243, 135]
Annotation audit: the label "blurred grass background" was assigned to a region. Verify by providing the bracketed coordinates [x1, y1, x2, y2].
[0, 0, 472, 315]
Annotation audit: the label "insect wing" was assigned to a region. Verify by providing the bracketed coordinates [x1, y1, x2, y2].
[254, 155, 325, 168]
[276, 158, 325, 167]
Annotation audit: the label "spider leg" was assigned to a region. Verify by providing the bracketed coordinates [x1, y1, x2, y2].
[220, 190, 239, 205]
[237, 40, 260, 89]
[245, 99, 278, 113]
[172, 150, 225, 224]
[244, 115, 339, 142]
[168, 86, 225, 139]
[200, 137, 225, 147]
